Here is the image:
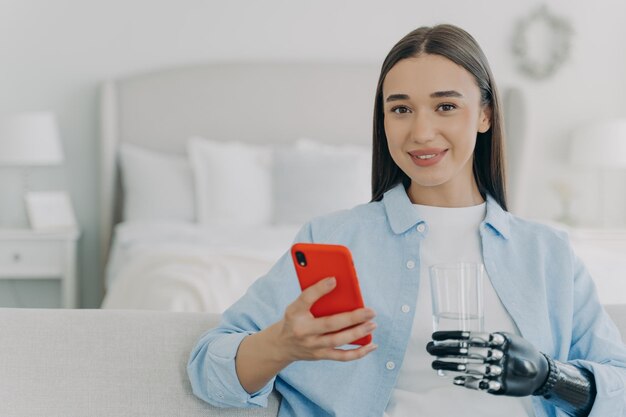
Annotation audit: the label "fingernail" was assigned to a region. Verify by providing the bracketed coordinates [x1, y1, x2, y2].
[327, 277, 336, 287]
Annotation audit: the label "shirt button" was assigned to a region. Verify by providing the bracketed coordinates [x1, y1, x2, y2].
[416, 223, 426, 233]
[386, 361, 396, 370]
[401, 304, 410, 313]
[406, 260, 415, 269]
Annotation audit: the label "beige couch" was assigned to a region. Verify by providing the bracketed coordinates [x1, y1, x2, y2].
[1, 306, 624, 417]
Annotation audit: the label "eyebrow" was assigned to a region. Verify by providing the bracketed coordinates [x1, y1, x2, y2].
[430, 90, 464, 98]
[385, 94, 410, 102]
[384, 90, 464, 102]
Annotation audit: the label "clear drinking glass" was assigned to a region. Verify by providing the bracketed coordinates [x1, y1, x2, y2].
[429, 262, 485, 332]
[429, 262, 485, 375]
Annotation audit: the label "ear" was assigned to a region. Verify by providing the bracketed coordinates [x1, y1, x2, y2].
[478, 105, 492, 133]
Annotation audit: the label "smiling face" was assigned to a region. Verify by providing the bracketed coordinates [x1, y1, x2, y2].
[382, 54, 491, 207]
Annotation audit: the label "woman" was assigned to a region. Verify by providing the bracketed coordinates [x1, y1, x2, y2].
[187, 24, 626, 417]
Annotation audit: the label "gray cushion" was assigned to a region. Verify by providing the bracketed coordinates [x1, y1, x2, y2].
[0, 308, 279, 417]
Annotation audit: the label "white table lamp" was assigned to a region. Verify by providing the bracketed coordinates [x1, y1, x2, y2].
[0, 111, 64, 166]
[570, 118, 626, 227]
[0, 112, 71, 229]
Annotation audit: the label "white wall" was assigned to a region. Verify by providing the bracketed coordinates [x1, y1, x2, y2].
[1, 0, 625, 307]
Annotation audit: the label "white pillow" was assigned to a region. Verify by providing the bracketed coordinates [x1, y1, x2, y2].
[272, 138, 371, 225]
[119, 143, 195, 222]
[187, 137, 273, 226]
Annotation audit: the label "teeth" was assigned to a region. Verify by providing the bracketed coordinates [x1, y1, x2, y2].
[416, 154, 437, 160]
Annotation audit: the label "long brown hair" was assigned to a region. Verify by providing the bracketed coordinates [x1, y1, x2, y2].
[371, 24, 508, 210]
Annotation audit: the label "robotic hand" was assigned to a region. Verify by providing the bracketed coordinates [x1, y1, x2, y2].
[426, 330, 547, 396]
[426, 331, 597, 417]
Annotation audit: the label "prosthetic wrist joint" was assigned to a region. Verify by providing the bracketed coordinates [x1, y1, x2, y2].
[533, 353, 596, 417]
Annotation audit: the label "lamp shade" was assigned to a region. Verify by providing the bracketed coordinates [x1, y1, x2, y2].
[0, 111, 64, 166]
[570, 119, 626, 168]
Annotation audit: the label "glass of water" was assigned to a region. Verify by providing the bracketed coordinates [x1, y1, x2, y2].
[429, 262, 485, 332]
[429, 262, 485, 375]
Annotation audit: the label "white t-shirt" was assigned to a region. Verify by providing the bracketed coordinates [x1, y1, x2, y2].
[384, 202, 534, 417]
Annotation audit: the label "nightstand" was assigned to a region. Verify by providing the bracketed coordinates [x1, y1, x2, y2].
[0, 229, 80, 308]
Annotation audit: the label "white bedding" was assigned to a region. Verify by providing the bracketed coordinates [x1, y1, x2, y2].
[102, 220, 626, 313]
[101, 222, 299, 312]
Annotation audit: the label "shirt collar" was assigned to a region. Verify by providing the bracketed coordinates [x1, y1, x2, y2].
[382, 183, 510, 239]
[484, 194, 510, 240]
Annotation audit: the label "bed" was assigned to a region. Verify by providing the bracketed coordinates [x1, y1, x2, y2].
[98, 62, 626, 313]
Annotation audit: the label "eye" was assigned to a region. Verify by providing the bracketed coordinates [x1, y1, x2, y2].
[437, 103, 457, 112]
[391, 105, 411, 114]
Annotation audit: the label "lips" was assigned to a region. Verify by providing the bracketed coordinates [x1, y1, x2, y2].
[408, 148, 448, 167]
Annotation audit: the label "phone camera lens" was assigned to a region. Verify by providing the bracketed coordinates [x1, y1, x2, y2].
[295, 251, 307, 267]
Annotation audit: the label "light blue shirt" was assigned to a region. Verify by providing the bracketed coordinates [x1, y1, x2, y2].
[188, 184, 626, 417]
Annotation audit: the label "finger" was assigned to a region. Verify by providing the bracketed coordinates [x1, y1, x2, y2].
[432, 331, 506, 346]
[322, 343, 378, 362]
[318, 320, 376, 348]
[297, 277, 337, 309]
[427, 341, 461, 356]
[453, 376, 502, 393]
[432, 330, 470, 341]
[432, 360, 469, 373]
[426, 342, 504, 361]
[314, 307, 376, 334]
[432, 360, 503, 377]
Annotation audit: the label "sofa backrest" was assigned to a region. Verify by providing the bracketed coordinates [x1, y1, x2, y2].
[1, 306, 624, 417]
[0, 308, 280, 417]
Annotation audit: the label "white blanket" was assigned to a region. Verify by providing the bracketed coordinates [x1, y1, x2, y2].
[101, 222, 299, 312]
[101, 221, 626, 312]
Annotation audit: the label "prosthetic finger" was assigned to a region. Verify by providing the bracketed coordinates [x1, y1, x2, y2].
[432, 331, 506, 346]
[426, 342, 504, 361]
[454, 376, 502, 393]
[432, 360, 503, 377]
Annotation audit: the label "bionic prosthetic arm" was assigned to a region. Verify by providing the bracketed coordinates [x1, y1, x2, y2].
[426, 331, 597, 417]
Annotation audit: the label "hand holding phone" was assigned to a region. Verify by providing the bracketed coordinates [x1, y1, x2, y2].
[291, 243, 373, 346]
[234, 275, 377, 395]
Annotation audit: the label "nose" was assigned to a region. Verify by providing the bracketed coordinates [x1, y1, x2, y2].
[410, 111, 436, 143]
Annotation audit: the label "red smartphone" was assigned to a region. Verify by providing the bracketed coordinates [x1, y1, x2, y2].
[291, 243, 372, 346]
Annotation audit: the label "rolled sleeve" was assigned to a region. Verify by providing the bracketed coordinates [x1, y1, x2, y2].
[187, 331, 276, 408]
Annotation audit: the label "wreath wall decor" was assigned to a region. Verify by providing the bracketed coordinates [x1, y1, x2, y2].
[512, 5, 574, 80]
